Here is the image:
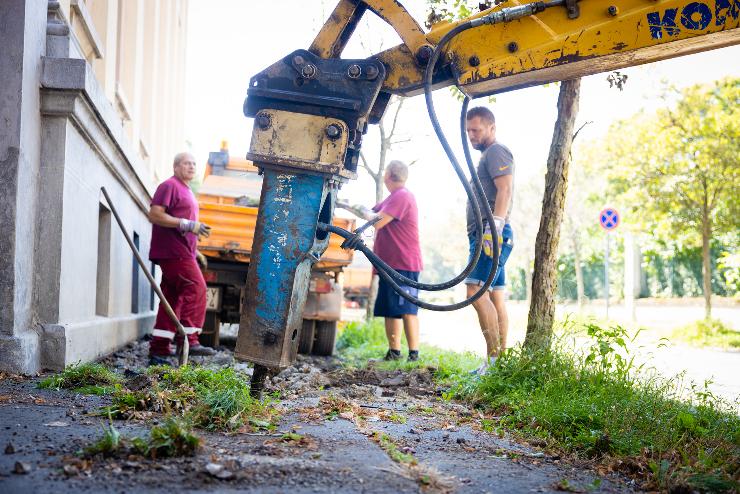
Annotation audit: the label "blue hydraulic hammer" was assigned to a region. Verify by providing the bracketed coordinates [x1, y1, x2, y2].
[234, 50, 387, 391]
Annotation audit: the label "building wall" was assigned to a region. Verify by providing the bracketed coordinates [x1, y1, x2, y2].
[0, 0, 189, 373]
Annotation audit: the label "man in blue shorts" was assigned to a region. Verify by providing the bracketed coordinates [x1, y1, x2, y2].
[368, 160, 423, 362]
[464, 107, 515, 374]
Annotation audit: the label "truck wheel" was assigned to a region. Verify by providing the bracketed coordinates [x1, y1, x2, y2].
[200, 312, 221, 348]
[298, 319, 315, 355]
[312, 320, 337, 357]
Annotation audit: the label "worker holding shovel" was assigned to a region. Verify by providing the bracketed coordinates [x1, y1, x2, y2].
[147, 152, 216, 365]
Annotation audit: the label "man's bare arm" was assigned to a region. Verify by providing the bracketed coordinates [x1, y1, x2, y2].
[148, 205, 182, 228]
[373, 212, 395, 231]
[492, 175, 513, 219]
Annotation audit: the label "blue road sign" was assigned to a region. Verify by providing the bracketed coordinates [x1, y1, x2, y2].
[599, 207, 620, 231]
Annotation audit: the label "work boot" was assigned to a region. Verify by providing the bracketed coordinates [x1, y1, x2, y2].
[408, 350, 419, 362]
[383, 349, 402, 361]
[188, 344, 217, 356]
[148, 355, 171, 367]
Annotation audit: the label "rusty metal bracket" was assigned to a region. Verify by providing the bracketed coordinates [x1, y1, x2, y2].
[565, 0, 579, 19]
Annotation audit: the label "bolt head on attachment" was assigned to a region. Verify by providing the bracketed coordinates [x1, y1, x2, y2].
[347, 64, 362, 79]
[507, 42, 519, 53]
[469, 55, 480, 67]
[365, 64, 379, 80]
[607, 5, 618, 16]
[256, 113, 272, 130]
[325, 124, 342, 140]
[415, 45, 434, 66]
[301, 64, 317, 79]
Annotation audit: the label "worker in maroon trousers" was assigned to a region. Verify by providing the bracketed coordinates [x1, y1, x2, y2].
[147, 152, 216, 365]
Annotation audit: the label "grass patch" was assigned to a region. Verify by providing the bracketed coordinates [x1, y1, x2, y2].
[133, 418, 201, 458]
[453, 322, 740, 492]
[105, 366, 277, 432]
[336, 319, 479, 383]
[38, 362, 121, 394]
[671, 318, 740, 350]
[84, 419, 200, 459]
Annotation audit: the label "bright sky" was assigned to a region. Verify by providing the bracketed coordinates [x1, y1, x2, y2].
[184, 1, 740, 250]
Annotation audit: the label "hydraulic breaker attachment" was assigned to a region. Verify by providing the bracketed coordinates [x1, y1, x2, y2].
[235, 50, 386, 377]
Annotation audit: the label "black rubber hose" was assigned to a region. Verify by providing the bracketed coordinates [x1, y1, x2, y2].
[341, 28, 489, 293]
[323, 21, 503, 310]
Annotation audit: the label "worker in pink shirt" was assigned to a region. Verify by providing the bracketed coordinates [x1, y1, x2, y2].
[368, 160, 423, 361]
[147, 152, 216, 365]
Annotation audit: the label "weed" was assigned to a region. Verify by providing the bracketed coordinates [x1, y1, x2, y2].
[133, 418, 200, 459]
[39, 363, 121, 394]
[453, 321, 740, 492]
[84, 424, 122, 457]
[388, 412, 407, 424]
[672, 318, 740, 350]
[83, 419, 200, 459]
[372, 431, 417, 465]
[102, 366, 277, 431]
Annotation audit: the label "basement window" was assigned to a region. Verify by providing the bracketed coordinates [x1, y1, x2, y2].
[96, 203, 111, 316]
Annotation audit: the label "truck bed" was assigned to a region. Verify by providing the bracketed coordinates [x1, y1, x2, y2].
[198, 201, 354, 271]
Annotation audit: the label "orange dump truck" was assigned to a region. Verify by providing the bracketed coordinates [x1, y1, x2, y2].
[196, 145, 354, 355]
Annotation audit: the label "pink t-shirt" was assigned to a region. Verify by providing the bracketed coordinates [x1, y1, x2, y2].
[372, 187, 423, 272]
[149, 176, 199, 261]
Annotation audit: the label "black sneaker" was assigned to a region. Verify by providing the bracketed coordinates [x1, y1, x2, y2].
[408, 350, 419, 362]
[187, 344, 217, 356]
[148, 355, 171, 367]
[383, 349, 402, 361]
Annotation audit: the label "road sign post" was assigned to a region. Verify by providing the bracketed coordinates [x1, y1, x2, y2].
[599, 207, 620, 320]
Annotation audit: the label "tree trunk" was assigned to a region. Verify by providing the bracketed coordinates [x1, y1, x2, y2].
[701, 209, 712, 320]
[525, 79, 582, 349]
[525, 253, 533, 303]
[366, 275, 379, 321]
[572, 227, 585, 311]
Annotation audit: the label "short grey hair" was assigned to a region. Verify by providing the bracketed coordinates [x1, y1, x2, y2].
[173, 152, 194, 167]
[386, 160, 408, 183]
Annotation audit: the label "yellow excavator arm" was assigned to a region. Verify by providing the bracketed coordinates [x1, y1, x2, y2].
[312, 0, 740, 97]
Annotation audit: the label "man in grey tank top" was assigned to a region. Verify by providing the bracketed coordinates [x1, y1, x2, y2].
[464, 107, 515, 375]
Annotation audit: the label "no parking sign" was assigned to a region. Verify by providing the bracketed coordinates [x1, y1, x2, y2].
[599, 207, 620, 231]
[599, 207, 620, 320]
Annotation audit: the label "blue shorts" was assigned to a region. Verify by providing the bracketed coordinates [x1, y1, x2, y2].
[374, 269, 420, 319]
[464, 224, 514, 291]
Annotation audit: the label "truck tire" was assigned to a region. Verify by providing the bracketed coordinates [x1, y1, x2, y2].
[298, 319, 315, 355]
[312, 320, 337, 357]
[200, 312, 221, 348]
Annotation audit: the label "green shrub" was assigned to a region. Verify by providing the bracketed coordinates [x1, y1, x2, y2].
[672, 318, 740, 349]
[454, 323, 740, 492]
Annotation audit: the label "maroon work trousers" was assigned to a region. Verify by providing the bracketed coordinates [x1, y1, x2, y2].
[149, 257, 206, 356]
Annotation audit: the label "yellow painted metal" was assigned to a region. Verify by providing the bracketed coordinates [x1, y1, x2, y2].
[247, 110, 354, 179]
[309, 0, 365, 58]
[310, 0, 430, 61]
[372, 0, 740, 96]
[361, 0, 431, 58]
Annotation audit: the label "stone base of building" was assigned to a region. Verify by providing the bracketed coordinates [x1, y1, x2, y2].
[40, 314, 154, 371]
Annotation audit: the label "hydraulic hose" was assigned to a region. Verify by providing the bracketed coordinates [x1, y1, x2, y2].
[328, 1, 563, 310]
[323, 20, 499, 311]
